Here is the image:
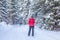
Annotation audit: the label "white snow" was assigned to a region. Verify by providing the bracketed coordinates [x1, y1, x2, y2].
[0, 22, 60, 40]
[0, 22, 13, 31]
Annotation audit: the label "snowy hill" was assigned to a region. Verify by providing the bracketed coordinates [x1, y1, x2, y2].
[0, 22, 60, 40]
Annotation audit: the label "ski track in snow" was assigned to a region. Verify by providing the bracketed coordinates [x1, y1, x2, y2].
[0, 24, 60, 40]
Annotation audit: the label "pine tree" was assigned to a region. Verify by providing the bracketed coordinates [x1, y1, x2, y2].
[0, 0, 9, 23]
[46, 0, 60, 30]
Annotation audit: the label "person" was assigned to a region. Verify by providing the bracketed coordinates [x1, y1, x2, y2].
[28, 16, 35, 36]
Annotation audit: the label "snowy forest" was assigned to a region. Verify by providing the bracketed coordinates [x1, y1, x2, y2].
[0, 0, 60, 30]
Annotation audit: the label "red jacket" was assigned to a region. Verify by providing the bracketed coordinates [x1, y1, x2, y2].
[28, 18, 35, 27]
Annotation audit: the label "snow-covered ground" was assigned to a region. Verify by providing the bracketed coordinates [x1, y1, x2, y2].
[0, 22, 60, 40]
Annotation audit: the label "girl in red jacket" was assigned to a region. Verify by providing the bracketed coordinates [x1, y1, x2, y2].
[28, 16, 35, 36]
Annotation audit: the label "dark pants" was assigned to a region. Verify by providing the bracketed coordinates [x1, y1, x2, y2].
[28, 26, 34, 36]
